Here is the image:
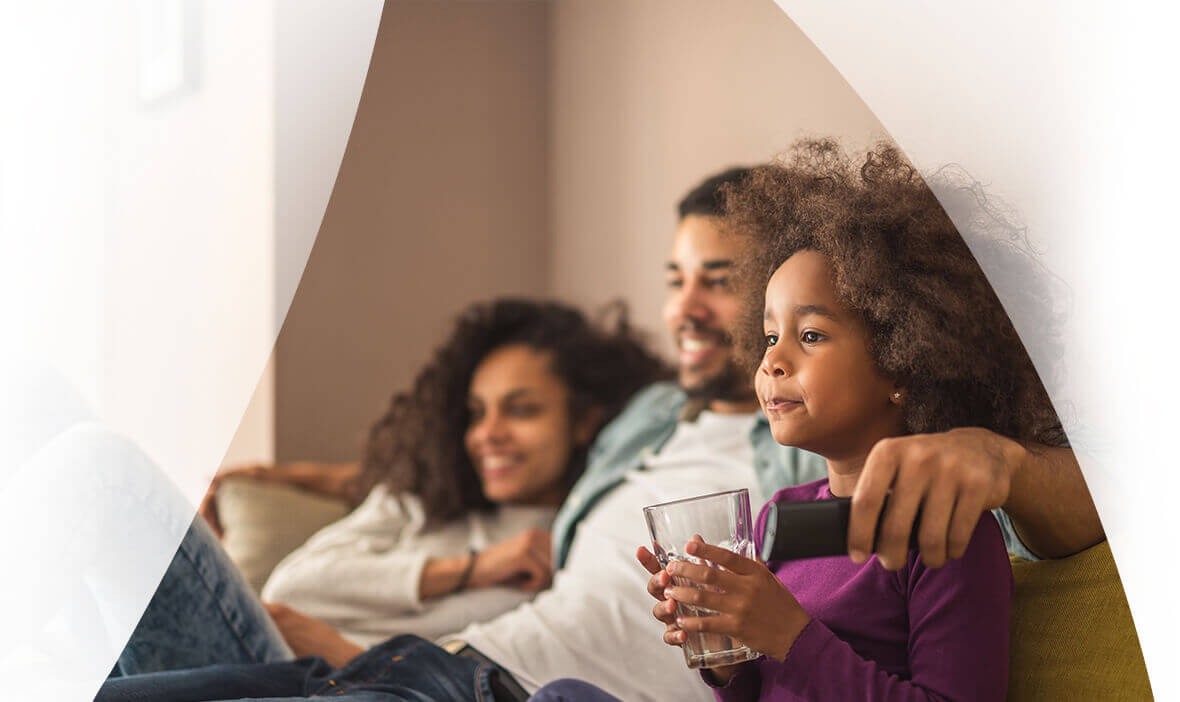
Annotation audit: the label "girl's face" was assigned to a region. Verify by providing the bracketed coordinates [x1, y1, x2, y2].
[755, 250, 903, 463]
[464, 345, 589, 506]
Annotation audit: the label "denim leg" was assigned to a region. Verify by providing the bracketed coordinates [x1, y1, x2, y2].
[299, 635, 497, 702]
[115, 516, 294, 675]
[528, 679, 624, 702]
[99, 636, 499, 702]
[96, 656, 331, 702]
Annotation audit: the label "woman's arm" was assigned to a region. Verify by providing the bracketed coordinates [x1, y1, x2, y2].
[200, 461, 359, 537]
[419, 527, 554, 599]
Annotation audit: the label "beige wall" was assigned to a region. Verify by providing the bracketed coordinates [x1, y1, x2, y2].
[275, 0, 551, 461]
[547, 0, 887, 358]
[268, 0, 888, 462]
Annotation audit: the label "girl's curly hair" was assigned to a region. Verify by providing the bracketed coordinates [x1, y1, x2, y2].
[726, 139, 1065, 447]
[352, 298, 671, 525]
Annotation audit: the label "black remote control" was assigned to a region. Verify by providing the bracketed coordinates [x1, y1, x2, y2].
[759, 495, 921, 563]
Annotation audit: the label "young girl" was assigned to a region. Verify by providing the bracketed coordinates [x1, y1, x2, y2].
[532, 141, 1063, 701]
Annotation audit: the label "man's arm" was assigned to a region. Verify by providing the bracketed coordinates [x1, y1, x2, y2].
[1004, 442, 1103, 559]
[848, 427, 1104, 570]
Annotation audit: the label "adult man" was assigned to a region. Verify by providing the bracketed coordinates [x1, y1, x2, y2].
[105, 168, 1103, 702]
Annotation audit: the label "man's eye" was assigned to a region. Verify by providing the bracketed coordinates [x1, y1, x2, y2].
[706, 277, 731, 289]
[666, 278, 684, 289]
[800, 331, 824, 344]
[764, 333, 779, 347]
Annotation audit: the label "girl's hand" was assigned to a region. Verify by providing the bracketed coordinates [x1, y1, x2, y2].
[664, 539, 811, 661]
[636, 547, 682, 641]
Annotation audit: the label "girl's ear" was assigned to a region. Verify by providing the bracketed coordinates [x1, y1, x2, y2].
[573, 406, 605, 446]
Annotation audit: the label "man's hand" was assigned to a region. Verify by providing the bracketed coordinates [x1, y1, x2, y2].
[849, 427, 1025, 570]
[469, 528, 554, 591]
[263, 602, 364, 668]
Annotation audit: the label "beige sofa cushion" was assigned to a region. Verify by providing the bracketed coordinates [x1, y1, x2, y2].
[216, 478, 350, 593]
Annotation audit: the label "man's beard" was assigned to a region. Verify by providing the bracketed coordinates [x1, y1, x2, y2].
[682, 359, 753, 404]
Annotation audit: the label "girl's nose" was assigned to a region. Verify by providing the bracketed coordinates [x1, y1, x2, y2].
[760, 348, 791, 377]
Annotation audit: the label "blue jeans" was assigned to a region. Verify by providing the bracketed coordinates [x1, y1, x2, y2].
[528, 679, 622, 702]
[114, 517, 294, 675]
[97, 634, 502, 701]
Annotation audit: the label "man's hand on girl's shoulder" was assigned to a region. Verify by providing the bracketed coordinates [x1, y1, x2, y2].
[849, 428, 1024, 570]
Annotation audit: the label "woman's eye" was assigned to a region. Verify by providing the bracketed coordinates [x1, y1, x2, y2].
[706, 277, 730, 290]
[666, 277, 684, 289]
[764, 333, 779, 347]
[800, 330, 824, 344]
[506, 404, 540, 417]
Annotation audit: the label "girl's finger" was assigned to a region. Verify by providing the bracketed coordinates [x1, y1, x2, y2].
[664, 626, 686, 646]
[646, 570, 670, 600]
[683, 541, 758, 575]
[652, 597, 677, 624]
[675, 613, 739, 636]
[664, 585, 729, 613]
[636, 546, 662, 575]
[666, 560, 742, 590]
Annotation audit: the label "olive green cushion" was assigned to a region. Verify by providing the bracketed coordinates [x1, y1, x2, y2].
[1008, 541, 1152, 700]
[216, 478, 351, 593]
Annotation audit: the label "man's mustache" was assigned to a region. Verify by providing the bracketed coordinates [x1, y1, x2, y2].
[677, 320, 731, 344]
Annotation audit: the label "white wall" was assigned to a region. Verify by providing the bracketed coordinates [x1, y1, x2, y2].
[547, 0, 887, 358]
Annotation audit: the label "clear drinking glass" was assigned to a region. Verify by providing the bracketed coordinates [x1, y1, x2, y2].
[643, 488, 762, 669]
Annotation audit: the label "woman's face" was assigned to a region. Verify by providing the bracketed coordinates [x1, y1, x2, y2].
[755, 250, 903, 462]
[464, 344, 584, 506]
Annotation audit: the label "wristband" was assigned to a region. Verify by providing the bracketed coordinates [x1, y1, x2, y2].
[454, 548, 478, 593]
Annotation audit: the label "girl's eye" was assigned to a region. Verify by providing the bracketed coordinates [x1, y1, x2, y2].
[800, 330, 824, 344]
[764, 333, 779, 347]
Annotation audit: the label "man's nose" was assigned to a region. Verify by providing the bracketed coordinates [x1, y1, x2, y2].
[673, 279, 712, 323]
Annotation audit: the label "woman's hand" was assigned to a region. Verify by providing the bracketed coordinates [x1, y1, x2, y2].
[663, 539, 811, 663]
[199, 462, 360, 537]
[469, 528, 553, 591]
[263, 602, 364, 668]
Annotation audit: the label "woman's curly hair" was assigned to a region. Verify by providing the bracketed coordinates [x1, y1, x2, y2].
[352, 298, 671, 525]
[726, 139, 1065, 447]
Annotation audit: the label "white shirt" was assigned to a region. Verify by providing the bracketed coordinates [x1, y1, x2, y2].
[262, 485, 555, 648]
[455, 411, 761, 701]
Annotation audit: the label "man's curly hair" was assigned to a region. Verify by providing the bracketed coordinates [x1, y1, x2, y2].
[352, 298, 671, 525]
[726, 139, 1065, 447]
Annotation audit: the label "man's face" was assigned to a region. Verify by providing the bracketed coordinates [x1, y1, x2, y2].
[662, 215, 751, 405]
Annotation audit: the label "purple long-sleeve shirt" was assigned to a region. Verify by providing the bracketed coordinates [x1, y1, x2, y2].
[710, 479, 1012, 702]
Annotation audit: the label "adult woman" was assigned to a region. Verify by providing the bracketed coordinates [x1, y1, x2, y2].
[116, 298, 668, 674]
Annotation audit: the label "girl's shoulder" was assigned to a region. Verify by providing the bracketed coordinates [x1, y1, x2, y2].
[902, 511, 1012, 594]
[765, 477, 832, 506]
